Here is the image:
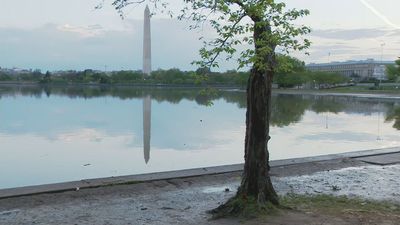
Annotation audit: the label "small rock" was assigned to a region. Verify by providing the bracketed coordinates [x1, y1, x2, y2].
[141, 207, 148, 211]
[224, 188, 230, 192]
[331, 185, 341, 191]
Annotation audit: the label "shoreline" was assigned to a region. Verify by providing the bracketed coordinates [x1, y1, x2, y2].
[1, 82, 400, 99]
[274, 89, 400, 99]
[1, 146, 399, 200]
[0, 82, 246, 90]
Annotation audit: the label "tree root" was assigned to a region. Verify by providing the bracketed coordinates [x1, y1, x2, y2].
[208, 194, 280, 219]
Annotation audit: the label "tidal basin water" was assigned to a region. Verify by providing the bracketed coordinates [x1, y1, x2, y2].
[1, 86, 400, 189]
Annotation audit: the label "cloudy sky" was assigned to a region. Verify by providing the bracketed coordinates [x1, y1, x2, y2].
[0, 0, 399, 71]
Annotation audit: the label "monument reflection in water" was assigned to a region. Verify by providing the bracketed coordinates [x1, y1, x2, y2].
[143, 95, 151, 164]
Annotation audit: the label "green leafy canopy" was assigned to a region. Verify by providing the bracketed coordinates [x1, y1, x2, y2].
[386, 57, 400, 82]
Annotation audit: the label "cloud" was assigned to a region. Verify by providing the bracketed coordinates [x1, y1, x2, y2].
[0, 20, 399, 71]
[56, 128, 106, 142]
[0, 24, 140, 70]
[388, 30, 400, 37]
[304, 42, 393, 64]
[308, 43, 360, 56]
[311, 44, 358, 51]
[57, 24, 105, 38]
[0, 19, 210, 71]
[310, 28, 390, 40]
[295, 27, 400, 63]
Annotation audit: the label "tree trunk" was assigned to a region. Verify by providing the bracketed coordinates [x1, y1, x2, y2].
[236, 19, 279, 205]
[237, 66, 279, 205]
[210, 19, 279, 217]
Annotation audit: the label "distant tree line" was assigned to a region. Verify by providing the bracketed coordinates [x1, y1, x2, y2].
[0, 69, 43, 82]
[0, 68, 249, 86]
[0, 56, 350, 88]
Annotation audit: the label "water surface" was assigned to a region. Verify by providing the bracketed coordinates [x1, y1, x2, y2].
[0, 85, 399, 189]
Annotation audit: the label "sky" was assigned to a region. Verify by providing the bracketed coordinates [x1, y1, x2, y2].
[0, 0, 399, 72]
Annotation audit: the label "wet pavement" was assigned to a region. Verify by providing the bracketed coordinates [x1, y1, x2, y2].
[356, 152, 400, 165]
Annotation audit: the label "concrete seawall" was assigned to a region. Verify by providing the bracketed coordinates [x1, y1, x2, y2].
[1, 146, 399, 199]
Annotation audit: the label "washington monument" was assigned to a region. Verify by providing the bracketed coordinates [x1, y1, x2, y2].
[143, 5, 151, 75]
[143, 6, 152, 164]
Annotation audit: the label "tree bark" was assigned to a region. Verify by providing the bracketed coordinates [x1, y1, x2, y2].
[236, 19, 279, 205]
[237, 66, 279, 205]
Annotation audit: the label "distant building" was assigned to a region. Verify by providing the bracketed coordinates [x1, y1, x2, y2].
[306, 59, 395, 81]
[0, 67, 31, 75]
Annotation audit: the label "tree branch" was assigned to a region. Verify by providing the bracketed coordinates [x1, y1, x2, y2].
[204, 13, 246, 68]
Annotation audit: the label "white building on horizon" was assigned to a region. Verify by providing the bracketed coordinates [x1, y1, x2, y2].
[306, 59, 395, 81]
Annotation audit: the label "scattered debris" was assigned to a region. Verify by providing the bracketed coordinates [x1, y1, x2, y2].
[0, 210, 20, 216]
[331, 185, 341, 191]
[279, 165, 400, 203]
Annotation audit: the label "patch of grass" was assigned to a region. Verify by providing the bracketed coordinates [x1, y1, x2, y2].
[281, 194, 400, 215]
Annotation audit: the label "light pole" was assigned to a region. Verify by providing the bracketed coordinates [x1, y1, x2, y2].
[377, 107, 382, 141]
[328, 52, 331, 63]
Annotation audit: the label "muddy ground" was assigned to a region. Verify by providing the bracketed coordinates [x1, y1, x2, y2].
[0, 158, 399, 225]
